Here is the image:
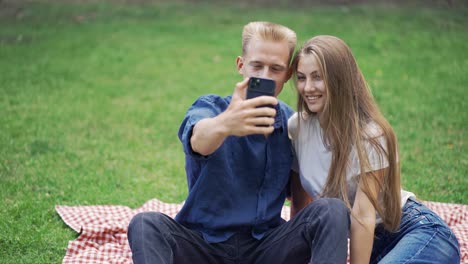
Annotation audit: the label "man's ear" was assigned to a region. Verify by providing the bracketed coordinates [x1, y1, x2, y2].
[236, 56, 244, 75]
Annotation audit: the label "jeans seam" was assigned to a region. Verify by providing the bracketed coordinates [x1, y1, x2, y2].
[402, 227, 439, 264]
[434, 224, 461, 258]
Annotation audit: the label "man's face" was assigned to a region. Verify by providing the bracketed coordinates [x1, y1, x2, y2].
[237, 37, 291, 97]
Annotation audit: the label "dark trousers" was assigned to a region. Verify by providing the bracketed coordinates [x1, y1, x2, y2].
[128, 198, 350, 264]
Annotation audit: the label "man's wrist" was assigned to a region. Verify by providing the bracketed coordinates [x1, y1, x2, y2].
[213, 112, 231, 138]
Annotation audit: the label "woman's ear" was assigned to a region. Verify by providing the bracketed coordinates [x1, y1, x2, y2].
[236, 56, 244, 75]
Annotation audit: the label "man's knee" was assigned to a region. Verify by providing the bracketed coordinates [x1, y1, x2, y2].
[322, 198, 348, 215]
[302, 198, 349, 224]
[128, 212, 170, 235]
[326, 198, 349, 225]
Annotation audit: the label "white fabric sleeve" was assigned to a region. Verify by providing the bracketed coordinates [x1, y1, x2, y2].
[364, 135, 390, 172]
[287, 113, 298, 140]
[287, 113, 300, 173]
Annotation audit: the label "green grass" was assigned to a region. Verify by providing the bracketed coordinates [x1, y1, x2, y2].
[0, 1, 466, 262]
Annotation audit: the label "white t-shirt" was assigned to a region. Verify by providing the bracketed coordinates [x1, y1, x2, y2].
[288, 113, 414, 223]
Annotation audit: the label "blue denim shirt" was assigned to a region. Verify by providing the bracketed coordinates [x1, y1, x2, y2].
[176, 94, 294, 243]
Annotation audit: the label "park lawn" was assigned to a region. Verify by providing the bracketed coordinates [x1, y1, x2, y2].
[0, 1, 466, 263]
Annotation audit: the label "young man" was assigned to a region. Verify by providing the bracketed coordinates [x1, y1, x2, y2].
[128, 21, 350, 264]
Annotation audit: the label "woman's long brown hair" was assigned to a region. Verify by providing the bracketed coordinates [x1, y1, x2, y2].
[291, 36, 401, 231]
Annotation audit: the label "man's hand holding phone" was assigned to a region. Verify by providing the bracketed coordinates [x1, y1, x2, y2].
[190, 77, 277, 156]
[220, 77, 278, 136]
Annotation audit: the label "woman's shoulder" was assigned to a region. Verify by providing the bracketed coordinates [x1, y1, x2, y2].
[288, 112, 318, 140]
[287, 112, 299, 140]
[363, 120, 384, 139]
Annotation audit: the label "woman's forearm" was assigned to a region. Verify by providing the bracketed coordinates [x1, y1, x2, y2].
[350, 216, 375, 264]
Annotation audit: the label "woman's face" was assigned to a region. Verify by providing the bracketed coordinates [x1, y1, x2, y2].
[296, 54, 327, 113]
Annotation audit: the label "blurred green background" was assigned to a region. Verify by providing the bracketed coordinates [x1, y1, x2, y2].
[0, 0, 466, 262]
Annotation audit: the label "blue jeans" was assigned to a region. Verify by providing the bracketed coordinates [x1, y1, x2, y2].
[370, 197, 460, 263]
[128, 198, 350, 264]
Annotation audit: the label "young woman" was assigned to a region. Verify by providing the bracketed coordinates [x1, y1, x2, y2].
[288, 35, 460, 264]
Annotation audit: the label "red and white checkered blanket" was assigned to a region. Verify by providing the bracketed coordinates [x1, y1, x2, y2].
[56, 199, 468, 263]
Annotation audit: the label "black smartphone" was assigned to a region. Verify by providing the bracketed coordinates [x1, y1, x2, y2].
[246, 77, 276, 127]
[246, 77, 276, 100]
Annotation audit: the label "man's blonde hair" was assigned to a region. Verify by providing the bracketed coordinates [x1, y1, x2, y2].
[242, 21, 297, 61]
